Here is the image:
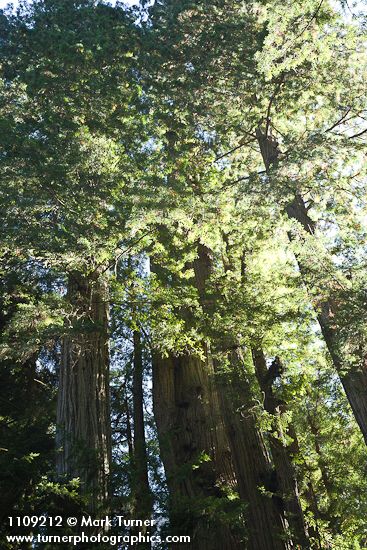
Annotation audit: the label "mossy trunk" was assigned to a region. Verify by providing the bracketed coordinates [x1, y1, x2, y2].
[56, 271, 111, 512]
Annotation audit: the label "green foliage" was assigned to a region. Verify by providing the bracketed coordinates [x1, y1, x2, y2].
[1, 0, 367, 547]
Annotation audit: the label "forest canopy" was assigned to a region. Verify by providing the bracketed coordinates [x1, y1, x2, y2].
[0, 0, 367, 549]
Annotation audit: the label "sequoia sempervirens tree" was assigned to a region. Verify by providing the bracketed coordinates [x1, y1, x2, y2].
[0, 0, 149, 511]
[0, 0, 367, 548]
[142, 0, 367, 546]
[144, 123, 295, 547]
[145, 0, 367, 443]
[111, 259, 153, 535]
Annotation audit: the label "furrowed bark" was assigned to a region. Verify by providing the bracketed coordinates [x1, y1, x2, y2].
[193, 245, 290, 550]
[149, 141, 243, 547]
[56, 271, 111, 512]
[216, 351, 290, 550]
[252, 349, 309, 549]
[152, 350, 241, 549]
[256, 127, 367, 446]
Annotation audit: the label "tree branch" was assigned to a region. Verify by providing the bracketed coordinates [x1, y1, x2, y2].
[324, 107, 351, 133]
[348, 127, 367, 139]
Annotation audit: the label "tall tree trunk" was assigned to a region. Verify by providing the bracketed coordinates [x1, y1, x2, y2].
[151, 249, 241, 548]
[192, 245, 290, 550]
[152, 349, 241, 549]
[132, 329, 152, 548]
[124, 384, 134, 459]
[252, 349, 309, 549]
[287, 195, 367, 446]
[216, 350, 291, 550]
[56, 271, 111, 512]
[256, 127, 367, 446]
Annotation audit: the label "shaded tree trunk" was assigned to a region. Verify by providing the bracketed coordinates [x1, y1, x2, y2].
[152, 349, 241, 549]
[125, 385, 134, 459]
[252, 349, 309, 549]
[216, 350, 290, 550]
[132, 329, 152, 548]
[151, 239, 242, 548]
[192, 244, 290, 550]
[256, 127, 367, 446]
[56, 271, 111, 512]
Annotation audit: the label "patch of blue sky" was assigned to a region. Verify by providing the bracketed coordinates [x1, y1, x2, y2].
[0, 0, 141, 8]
